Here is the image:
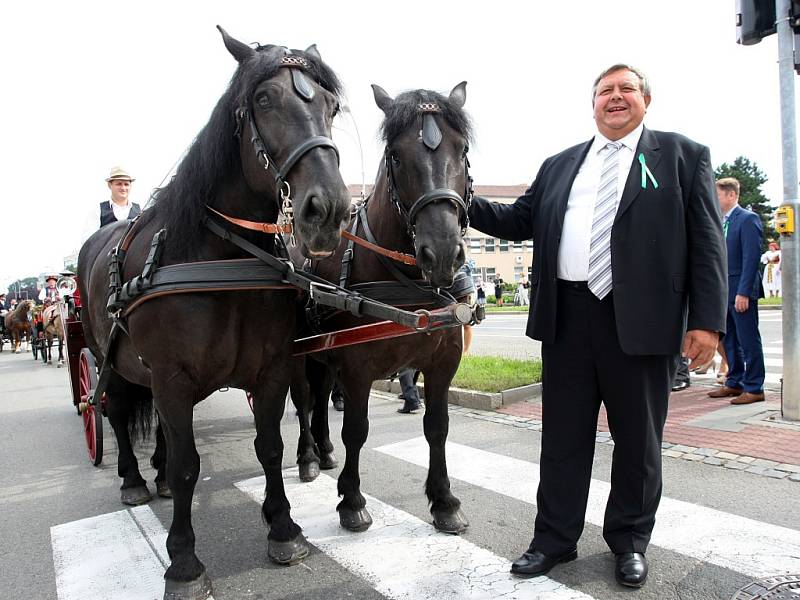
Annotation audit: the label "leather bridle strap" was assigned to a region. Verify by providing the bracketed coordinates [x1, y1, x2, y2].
[406, 188, 468, 228]
[340, 230, 417, 266]
[206, 205, 293, 234]
[274, 136, 339, 184]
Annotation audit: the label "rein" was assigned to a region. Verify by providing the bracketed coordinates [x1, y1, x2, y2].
[340, 229, 417, 266]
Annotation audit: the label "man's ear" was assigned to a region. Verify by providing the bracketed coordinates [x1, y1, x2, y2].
[644, 94, 652, 109]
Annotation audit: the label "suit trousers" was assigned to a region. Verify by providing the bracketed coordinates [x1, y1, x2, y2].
[532, 281, 673, 555]
[723, 301, 765, 393]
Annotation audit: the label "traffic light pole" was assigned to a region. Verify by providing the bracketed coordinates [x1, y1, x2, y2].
[776, 0, 799, 420]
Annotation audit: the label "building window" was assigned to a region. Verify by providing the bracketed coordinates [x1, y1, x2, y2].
[499, 239, 509, 253]
[513, 241, 523, 252]
[525, 240, 533, 252]
[469, 237, 482, 254]
[485, 267, 496, 281]
[484, 238, 495, 253]
[514, 266, 524, 279]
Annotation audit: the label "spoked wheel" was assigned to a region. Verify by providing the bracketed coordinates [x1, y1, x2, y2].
[78, 348, 103, 466]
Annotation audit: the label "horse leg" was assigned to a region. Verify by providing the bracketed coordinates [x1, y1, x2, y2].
[421, 360, 469, 534]
[151, 416, 171, 498]
[153, 374, 211, 597]
[336, 376, 372, 532]
[252, 361, 308, 565]
[106, 374, 152, 505]
[57, 336, 64, 366]
[309, 360, 337, 469]
[290, 357, 320, 482]
[45, 335, 51, 364]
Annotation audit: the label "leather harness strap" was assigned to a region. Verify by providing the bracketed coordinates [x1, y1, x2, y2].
[340, 230, 417, 266]
[206, 205, 293, 234]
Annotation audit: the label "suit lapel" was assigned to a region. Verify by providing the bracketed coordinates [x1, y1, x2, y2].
[615, 127, 661, 223]
[555, 139, 593, 232]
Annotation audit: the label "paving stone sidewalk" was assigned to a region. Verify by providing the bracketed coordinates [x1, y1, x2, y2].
[494, 384, 800, 482]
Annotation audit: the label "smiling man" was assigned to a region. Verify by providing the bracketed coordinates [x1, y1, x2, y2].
[468, 64, 726, 588]
[100, 166, 142, 227]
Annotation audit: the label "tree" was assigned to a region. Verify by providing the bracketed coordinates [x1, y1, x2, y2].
[714, 156, 776, 249]
[6, 276, 39, 302]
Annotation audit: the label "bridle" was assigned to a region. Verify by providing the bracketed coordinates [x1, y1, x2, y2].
[225, 52, 340, 243]
[384, 102, 473, 240]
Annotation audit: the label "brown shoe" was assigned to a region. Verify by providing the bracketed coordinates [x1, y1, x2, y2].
[730, 392, 765, 405]
[707, 386, 743, 398]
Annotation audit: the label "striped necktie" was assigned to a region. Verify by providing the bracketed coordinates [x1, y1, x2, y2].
[588, 141, 623, 300]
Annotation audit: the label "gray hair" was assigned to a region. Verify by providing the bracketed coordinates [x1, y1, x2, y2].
[591, 64, 651, 103]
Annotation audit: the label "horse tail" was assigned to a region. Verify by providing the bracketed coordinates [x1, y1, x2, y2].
[127, 385, 155, 445]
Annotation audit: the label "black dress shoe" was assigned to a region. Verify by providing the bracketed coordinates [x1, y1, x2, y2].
[397, 400, 421, 414]
[510, 547, 577, 578]
[671, 380, 690, 392]
[332, 398, 344, 412]
[615, 552, 648, 587]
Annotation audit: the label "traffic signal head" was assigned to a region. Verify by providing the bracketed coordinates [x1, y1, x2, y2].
[736, 0, 777, 45]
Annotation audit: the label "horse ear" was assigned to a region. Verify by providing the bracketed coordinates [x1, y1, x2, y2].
[304, 44, 322, 61]
[371, 84, 394, 114]
[449, 81, 467, 108]
[217, 25, 255, 63]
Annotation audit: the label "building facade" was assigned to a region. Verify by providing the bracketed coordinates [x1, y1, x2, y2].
[348, 183, 531, 285]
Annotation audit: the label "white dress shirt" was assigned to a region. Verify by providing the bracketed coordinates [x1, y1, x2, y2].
[557, 123, 644, 281]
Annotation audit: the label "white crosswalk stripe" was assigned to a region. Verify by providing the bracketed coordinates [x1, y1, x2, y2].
[376, 438, 800, 579]
[237, 470, 597, 600]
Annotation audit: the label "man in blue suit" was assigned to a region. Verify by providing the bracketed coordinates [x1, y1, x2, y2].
[708, 177, 765, 404]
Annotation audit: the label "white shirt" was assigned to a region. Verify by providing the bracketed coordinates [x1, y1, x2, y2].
[557, 124, 644, 281]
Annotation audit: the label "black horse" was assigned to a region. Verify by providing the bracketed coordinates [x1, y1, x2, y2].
[78, 27, 350, 599]
[291, 82, 474, 534]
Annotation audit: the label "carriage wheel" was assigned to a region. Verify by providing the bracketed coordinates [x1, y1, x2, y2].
[79, 349, 103, 466]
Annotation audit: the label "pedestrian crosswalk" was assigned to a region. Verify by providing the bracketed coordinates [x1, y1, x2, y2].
[50, 433, 800, 600]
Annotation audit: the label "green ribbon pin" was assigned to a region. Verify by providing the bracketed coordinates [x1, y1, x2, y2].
[639, 153, 658, 189]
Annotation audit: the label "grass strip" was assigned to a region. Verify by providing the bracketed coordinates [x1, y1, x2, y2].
[451, 355, 542, 393]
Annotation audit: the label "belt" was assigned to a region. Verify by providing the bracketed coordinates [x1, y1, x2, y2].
[557, 279, 588, 290]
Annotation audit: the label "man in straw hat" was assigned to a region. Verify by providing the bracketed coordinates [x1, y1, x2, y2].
[38, 274, 60, 302]
[100, 166, 142, 227]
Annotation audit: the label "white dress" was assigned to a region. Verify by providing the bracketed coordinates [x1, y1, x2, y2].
[760, 250, 781, 296]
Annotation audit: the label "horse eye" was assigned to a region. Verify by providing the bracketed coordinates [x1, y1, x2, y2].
[390, 153, 400, 166]
[331, 102, 341, 117]
[255, 94, 270, 109]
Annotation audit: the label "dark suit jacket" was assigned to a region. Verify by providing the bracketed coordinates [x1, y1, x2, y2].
[725, 205, 764, 300]
[469, 127, 727, 355]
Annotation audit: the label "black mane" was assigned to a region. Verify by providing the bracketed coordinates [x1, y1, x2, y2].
[152, 45, 343, 257]
[379, 89, 473, 144]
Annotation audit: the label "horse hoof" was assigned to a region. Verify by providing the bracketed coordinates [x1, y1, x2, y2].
[57, 362, 63, 368]
[298, 461, 320, 482]
[319, 452, 338, 470]
[121, 485, 152, 506]
[163, 572, 213, 600]
[433, 507, 469, 534]
[268, 535, 309, 565]
[156, 480, 172, 498]
[339, 507, 372, 532]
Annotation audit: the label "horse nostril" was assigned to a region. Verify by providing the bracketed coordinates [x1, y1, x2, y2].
[419, 246, 436, 267]
[302, 195, 327, 223]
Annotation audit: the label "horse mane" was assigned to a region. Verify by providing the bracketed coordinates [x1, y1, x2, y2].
[151, 44, 343, 257]
[379, 89, 473, 145]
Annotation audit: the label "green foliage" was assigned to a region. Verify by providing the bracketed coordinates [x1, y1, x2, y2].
[452, 355, 543, 392]
[6, 276, 39, 301]
[715, 156, 776, 248]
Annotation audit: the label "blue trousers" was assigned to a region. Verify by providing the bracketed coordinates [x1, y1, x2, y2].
[723, 300, 765, 393]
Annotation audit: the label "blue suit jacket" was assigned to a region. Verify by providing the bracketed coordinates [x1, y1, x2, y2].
[725, 205, 763, 300]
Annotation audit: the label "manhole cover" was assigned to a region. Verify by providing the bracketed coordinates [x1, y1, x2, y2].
[731, 575, 800, 599]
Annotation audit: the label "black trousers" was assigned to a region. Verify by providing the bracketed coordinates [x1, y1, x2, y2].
[533, 281, 674, 555]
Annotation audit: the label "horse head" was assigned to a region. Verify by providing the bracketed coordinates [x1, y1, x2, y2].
[372, 82, 472, 288]
[220, 28, 350, 258]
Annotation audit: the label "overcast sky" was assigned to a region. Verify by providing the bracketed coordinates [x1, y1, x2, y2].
[1, 0, 796, 291]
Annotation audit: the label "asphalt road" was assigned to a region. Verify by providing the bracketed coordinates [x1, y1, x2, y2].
[0, 347, 798, 600]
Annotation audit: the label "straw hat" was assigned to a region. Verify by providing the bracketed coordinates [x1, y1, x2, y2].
[45, 274, 58, 283]
[106, 166, 135, 182]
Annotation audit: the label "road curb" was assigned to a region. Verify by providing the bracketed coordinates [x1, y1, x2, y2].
[371, 380, 542, 411]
